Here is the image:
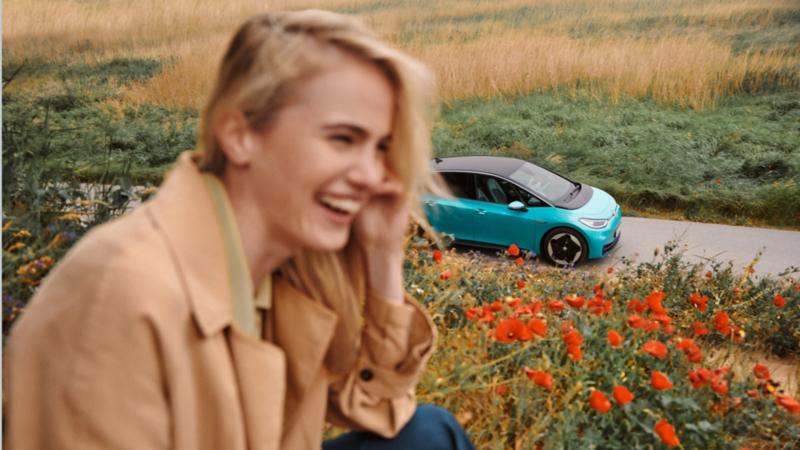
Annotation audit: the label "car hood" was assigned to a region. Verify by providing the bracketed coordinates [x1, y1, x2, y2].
[576, 187, 615, 217]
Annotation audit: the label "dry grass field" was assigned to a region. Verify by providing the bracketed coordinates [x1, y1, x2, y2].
[4, 0, 799, 108]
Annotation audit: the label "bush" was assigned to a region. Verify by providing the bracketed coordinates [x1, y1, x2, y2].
[407, 240, 800, 449]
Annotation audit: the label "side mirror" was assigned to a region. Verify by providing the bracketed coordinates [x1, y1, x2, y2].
[508, 201, 528, 212]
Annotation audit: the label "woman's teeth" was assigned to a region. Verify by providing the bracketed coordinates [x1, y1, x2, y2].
[318, 195, 361, 214]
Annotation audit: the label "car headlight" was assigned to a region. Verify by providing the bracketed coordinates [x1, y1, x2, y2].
[579, 218, 609, 229]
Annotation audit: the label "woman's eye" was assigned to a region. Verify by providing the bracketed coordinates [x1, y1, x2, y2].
[332, 135, 353, 144]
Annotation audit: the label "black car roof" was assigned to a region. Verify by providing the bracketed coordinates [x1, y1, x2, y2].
[430, 156, 526, 177]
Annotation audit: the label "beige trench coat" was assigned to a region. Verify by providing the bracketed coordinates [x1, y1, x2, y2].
[4, 153, 437, 450]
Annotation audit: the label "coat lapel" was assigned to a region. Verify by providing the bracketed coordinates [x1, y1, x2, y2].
[228, 328, 286, 450]
[146, 152, 232, 337]
[272, 277, 338, 424]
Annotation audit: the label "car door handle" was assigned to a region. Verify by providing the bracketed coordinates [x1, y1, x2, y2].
[535, 220, 547, 224]
[476, 209, 486, 215]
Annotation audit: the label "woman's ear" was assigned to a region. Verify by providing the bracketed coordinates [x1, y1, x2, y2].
[214, 109, 257, 167]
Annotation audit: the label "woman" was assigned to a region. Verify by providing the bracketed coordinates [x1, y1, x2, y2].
[4, 10, 474, 450]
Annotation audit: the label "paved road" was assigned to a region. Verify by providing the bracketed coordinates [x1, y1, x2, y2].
[456, 217, 800, 278]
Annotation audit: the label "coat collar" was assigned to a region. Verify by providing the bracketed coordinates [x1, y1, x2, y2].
[146, 152, 233, 337]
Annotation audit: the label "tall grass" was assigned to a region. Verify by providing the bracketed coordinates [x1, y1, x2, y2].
[4, 0, 799, 108]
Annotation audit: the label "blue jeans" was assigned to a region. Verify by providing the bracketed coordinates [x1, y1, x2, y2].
[323, 405, 476, 450]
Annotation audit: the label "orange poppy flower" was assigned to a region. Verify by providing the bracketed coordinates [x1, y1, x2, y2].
[713, 366, 730, 377]
[587, 297, 606, 316]
[688, 370, 705, 389]
[465, 308, 482, 321]
[593, 283, 603, 294]
[711, 376, 728, 395]
[686, 347, 704, 363]
[527, 319, 547, 338]
[486, 301, 503, 312]
[480, 311, 496, 323]
[523, 368, 553, 389]
[688, 293, 709, 312]
[643, 341, 668, 358]
[432, 250, 443, 264]
[560, 320, 574, 334]
[746, 389, 759, 399]
[562, 330, 583, 346]
[645, 291, 667, 314]
[529, 300, 544, 316]
[693, 321, 708, 337]
[566, 344, 582, 360]
[507, 297, 523, 308]
[754, 364, 770, 380]
[748, 267, 755, 274]
[774, 294, 786, 308]
[713, 311, 730, 333]
[642, 320, 660, 333]
[627, 314, 644, 328]
[654, 419, 680, 447]
[589, 389, 611, 413]
[613, 385, 635, 405]
[697, 368, 712, 382]
[775, 394, 800, 415]
[513, 305, 531, 317]
[508, 244, 520, 256]
[607, 267, 614, 274]
[607, 330, 624, 348]
[440, 270, 452, 280]
[548, 300, 566, 312]
[496, 318, 533, 342]
[794, 284, 800, 292]
[675, 338, 694, 352]
[516, 280, 526, 290]
[564, 296, 585, 309]
[732, 287, 743, 294]
[627, 298, 646, 313]
[653, 313, 672, 326]
[651, 371, 673, 391]
[514, 257, 524, 265]
[495, 386, 507, 395]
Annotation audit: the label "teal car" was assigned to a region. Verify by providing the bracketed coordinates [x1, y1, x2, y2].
[424, 156, 621, 266]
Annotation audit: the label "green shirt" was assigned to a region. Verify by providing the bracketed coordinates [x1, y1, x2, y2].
[203, 173, 272, 338]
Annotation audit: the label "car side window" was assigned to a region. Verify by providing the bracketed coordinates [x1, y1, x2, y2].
[513, 186, 545, 207]
[475, 175, 521, 205]
[440, 172, 475, 200]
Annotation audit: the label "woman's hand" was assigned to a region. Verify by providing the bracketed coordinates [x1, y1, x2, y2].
[352, 172, 409, 303]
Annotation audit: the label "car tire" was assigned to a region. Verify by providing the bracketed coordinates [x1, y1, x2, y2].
[542, 227, 588, 267]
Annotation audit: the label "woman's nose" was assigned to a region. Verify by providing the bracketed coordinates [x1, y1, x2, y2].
[348, 148, 385, 189]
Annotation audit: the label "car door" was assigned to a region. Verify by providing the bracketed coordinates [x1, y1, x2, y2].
[472, 174, 539, 250]
[424, 171, 476, 241]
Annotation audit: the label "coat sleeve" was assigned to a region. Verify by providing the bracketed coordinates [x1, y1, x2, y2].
[4, 247, 173, 450]
[325, 292, 437, 438]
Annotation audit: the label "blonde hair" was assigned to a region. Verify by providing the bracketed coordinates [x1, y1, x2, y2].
[198, 10, 439, 373]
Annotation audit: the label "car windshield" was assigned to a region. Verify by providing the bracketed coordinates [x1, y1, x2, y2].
[508, 162, 576, 202]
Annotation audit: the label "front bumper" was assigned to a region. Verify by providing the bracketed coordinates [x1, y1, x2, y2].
[603, 228, 621, 256]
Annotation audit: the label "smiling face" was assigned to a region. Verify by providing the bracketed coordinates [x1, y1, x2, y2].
[229, 56, 396, 253]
